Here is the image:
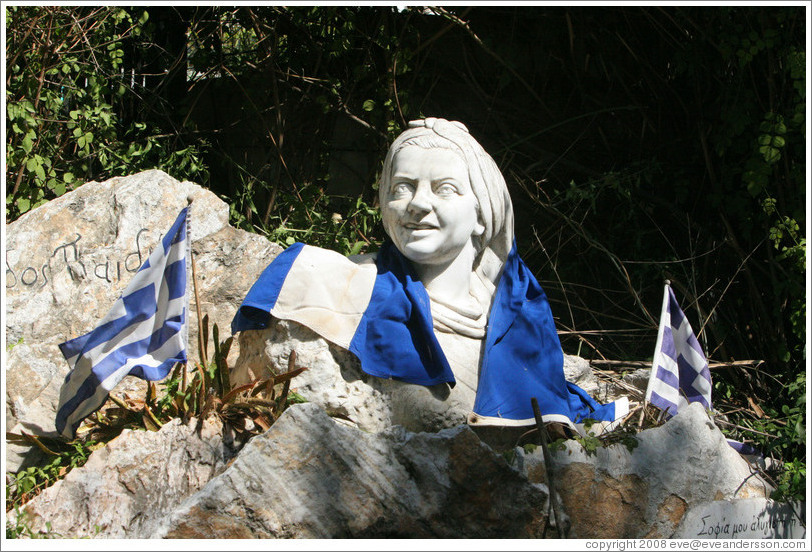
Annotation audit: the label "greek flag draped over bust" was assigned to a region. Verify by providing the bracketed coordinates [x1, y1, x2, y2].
[55, 207, 190, 439]
[232, 240, 628, 429]
[644, 282, 712, 417]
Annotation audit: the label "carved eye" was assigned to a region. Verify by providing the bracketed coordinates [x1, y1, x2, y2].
[392, 181, 414, 196]
[435, 182, 459, 196]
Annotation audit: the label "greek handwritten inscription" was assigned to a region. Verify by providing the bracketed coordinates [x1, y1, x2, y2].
[685, 500, 804, 539]
[6, 228, 154, 290]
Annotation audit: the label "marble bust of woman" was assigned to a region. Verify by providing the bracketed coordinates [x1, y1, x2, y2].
[232, 118, 627, 435]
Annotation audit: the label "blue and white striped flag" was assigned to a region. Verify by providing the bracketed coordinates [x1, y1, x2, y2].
[644, 281, 712, 417]
[55, 207, 190, 439]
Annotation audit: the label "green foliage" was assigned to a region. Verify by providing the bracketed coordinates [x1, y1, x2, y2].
[6, 6, 208, 220]
[5, 437, 99, 512]
[574, 432, 601, 456]
[180, 6, 409, 245]
[771, 458, 806, 503]
[6, 337, 24, 352]
[713, 372, 805, 501]
[256, 185, 383, 256]
[286, 391, 308, 405]
[6, 510, 60, 539]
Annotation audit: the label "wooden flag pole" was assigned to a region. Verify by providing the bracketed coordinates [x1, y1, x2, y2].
[531, 397, 566, 538]
[185, 197, 205, 396]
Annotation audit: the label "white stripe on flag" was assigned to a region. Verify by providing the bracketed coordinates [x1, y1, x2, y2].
[56, 207, 190, 439]
[58, 295, 187, 401]
[645, 282, 711, 418]
[60, 333, 186, 434]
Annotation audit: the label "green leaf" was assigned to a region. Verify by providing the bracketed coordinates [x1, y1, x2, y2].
[21, 133, 34, 154]
[362, 99, 375, 111]
[349, 241, 365, 256]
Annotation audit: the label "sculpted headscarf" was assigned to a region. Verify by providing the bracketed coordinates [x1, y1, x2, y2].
[232, 118, 628, 429]
[379, 118, 514, 288]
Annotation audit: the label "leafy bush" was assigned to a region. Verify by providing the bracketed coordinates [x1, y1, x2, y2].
[6, 6, 207, 219]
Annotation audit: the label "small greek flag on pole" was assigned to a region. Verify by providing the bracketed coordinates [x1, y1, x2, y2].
[644, 281, 712, 418]
[55, 207, 190, 439]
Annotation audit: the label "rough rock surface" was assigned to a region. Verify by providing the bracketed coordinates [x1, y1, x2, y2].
[5, 170, 280, 471]
[156, 403, 551, 539]
[11, 399, 777, 539]
[232, 320, 618, 437]
[514, 402, 772, 538]
[10, 417, 239, 538]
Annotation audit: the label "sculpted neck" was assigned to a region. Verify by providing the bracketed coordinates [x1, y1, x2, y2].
[413, 243, 479, 311]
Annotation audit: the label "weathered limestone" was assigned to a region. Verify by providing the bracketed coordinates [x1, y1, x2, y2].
[9, 417, 239, 538]
[5, 170, 280, 471]
[514, 402, 773, 538]
[232, 320, 614, 437]
[11, 397, 787, 539]
[155, 403, 551, 539]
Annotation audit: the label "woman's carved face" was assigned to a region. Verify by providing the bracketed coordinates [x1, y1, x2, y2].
[382, 146, 484, 267]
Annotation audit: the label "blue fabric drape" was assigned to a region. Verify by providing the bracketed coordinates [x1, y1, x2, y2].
[232, 241, 618, 424]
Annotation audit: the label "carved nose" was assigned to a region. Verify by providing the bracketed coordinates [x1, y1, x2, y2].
[407, 184, 432, 214]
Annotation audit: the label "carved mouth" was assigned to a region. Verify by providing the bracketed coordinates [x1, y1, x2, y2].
[404, 222, 438, 230]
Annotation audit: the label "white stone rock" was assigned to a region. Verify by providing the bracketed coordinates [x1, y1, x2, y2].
[514, 402, 773, 538]
[5, 170, 280, 471]
[8, 417, 238, 538]
[154, 403, 551, 538]
[232, 318, 613, 438]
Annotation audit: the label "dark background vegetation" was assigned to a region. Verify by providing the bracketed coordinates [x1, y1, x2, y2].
[5, 5, 806, 499]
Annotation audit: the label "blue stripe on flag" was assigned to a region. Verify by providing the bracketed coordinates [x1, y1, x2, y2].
[667, 295, 685, 327]
[163, 258, 187, 300]
[649, 390, 679, 416]
[655, 364, 679, 389]
[69, 285, 159, 355]
[646, 284, 712, 419]
[55, 206, 190, 439]
[58, 333, 92, 368]
[660, 326, 677, 361]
